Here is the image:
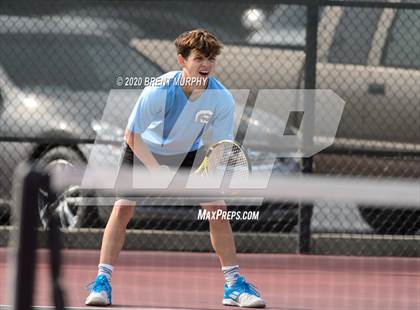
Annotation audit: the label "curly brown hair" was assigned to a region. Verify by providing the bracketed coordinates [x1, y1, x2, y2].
[174, 29, 222, 59]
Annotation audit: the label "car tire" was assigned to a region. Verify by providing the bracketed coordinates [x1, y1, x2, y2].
[97, 205, 113, 226]
[34, 146, 97, 229]
[358, 206, 420, 235]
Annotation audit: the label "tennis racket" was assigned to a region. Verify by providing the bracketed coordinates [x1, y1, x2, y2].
[194, 140, 251, 178]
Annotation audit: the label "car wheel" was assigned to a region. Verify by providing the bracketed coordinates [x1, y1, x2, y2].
[358, 206, 420, 235]
[97, 205, 113, 226]
[34, 146, 95, 229]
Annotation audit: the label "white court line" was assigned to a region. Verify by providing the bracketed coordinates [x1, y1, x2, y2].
[0, 305, 199, 310]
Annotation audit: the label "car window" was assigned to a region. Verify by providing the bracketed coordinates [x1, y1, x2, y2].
[0, 33, 163, 91]
[245, 4, 308, 47]
[328, 7, 383, 65]
[382, 9, 420, 69]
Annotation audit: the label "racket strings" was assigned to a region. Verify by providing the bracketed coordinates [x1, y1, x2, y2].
[209, 143, 249, 178]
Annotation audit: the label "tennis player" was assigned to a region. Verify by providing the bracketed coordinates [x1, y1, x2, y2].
[85, 29, 265, 308]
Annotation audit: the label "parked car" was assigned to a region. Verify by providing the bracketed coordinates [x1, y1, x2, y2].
[147, 5, 420, 152]
[0, 15, 302, 232]
[0, 15, 164, 228]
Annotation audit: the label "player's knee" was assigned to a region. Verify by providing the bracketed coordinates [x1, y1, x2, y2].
[112, 200, 135, 223]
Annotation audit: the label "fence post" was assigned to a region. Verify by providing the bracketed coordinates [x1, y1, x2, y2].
[299, 1, 320, 254]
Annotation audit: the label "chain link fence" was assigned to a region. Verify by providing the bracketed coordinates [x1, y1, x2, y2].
[312, 1, 420, 241]
[1, 0, 419, 254]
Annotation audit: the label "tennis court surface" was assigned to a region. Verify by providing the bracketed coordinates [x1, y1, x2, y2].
[2, 247, 419, 309]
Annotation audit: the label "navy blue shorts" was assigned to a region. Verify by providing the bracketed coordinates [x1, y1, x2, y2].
[115, 143, 205, 201]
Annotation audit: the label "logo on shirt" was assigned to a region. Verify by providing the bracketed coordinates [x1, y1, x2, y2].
[195, 110, 214, 124]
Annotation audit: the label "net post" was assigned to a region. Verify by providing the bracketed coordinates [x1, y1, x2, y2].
[47, 212, 65, 310]
[12, 167, 44, 310]
[12, 165, 65, 310]
[43, 181, 65, 310]
[299, 1, 320, 254]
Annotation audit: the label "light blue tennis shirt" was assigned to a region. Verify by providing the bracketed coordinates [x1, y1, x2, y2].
[126, 71, 235, 155]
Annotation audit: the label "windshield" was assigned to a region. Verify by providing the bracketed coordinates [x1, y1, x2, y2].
[244, 5, 308, 47]
[0, 33, 163, 91]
